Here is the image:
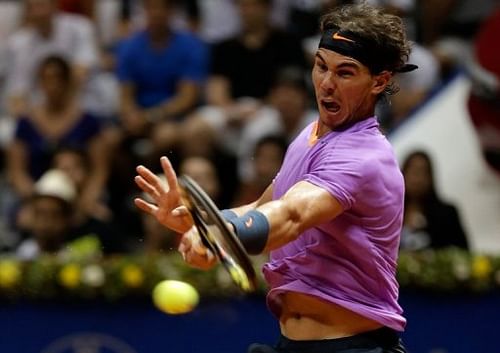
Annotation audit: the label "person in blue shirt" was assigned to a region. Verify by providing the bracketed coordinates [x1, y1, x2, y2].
[116, 0, 209, 148]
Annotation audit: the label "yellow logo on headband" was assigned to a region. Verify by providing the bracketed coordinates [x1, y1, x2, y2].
[333, 32, 355, 43]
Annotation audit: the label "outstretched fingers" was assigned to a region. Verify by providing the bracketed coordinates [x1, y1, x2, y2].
[134, 197, 158, 216]
[160, 156, 180, 197]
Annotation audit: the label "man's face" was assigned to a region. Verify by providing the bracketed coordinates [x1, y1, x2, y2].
[312, 49, 388, 129]
[144, 0, 170, 31]
[31, 197, 70, 244]
[238, 0, 269, 30]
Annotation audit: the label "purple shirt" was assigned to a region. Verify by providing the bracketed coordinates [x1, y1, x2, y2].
[263, 116, 406, 331]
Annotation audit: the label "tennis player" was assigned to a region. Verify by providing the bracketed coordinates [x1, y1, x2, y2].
[135, 4, 416, 352]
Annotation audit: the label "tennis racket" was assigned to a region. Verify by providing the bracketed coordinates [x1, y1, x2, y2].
[178, 175, 257, 293]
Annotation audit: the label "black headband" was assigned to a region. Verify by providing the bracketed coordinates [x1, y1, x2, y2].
[318, 28, 418, 74]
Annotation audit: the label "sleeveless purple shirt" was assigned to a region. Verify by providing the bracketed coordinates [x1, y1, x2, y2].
[263, 116, 406, 331]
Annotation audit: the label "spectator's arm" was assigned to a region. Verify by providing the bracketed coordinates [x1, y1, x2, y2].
[205, 75, 233, 107]
[147, 80, 200, 121]
[79, 133, 111, 218]
[5, 140, 34, 198]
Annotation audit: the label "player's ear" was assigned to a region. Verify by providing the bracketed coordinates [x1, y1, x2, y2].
[371, 71, 392, 95]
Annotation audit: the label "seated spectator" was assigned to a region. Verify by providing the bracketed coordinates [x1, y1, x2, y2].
[401, 150, 469, 251]
[16, 168, 106, 260]
[191, 0, 307, 153]
[233, 134, 287, 207]
[176, 119, 239, 208]
[115, 0, 208, 162]
[237, 67, 316, 181]
[5, 55, 111, 224]
[179, 156, 221, 205]
[4, 0, 99, 117]
[51, 147, 123, 253]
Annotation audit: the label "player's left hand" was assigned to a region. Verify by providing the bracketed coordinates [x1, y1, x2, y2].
[134, 156, 194, 234]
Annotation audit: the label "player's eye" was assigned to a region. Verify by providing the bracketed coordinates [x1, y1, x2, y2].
[338, 70, 354, 78]
[315, 62, 328, 72]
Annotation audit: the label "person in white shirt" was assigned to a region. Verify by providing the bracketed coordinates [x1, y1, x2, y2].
[4, 0, 98, 117]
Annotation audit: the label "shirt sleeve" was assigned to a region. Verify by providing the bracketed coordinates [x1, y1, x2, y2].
[115, 39, 135, 83]
[303, 146, 371, 211]
[4, 36, 32, 97]
[180, 37, 209, 83]
[71, 16, 98, 68]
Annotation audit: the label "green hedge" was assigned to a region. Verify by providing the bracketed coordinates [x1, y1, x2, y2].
[1, 248, 499, 301]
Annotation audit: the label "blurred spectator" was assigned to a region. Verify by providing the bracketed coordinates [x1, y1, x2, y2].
[108, 0, 209, 238]
[16, 169, 76, 260]
[4, 0, 99, 117]
[5, 56, 111, 223]
[176, 117, 239, 208]
[115, 0, 208, 163]
[179, 156, 221, 204]
[401, 151, 469, 251]
[193, 0, 307, 154]
[233, 134, 287, 206]
[466, 7, 500, 175]
[237, 67, 316, 181]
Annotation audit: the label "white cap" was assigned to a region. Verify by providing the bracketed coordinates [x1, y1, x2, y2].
[34, 169, 77, 203]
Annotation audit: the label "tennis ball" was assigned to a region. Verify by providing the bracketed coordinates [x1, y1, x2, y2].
[152, 280, 199, 315]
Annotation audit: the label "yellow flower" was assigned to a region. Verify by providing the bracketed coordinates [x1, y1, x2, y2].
[59, 264, 81, 288]
[0, 260, 21, 288]
[471, 255, 492, 280]
[121, 264, 144, 288]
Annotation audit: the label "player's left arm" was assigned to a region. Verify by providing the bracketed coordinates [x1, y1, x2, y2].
[230, 181, 343, 253]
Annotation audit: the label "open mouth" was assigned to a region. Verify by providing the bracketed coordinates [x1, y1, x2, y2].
[321, 101, 341, 113]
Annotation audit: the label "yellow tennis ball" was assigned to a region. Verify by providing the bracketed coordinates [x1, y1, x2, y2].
[152, 280, 199, 315]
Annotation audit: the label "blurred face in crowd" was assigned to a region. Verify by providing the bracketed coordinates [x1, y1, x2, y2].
[31, 196, 71, 252]
[403, 154, 433, 200]
[312, 49, 390, 131]
[180, 157, 220, 201]
[254, 141, 285, 186]
[38, 59, 72, 102]
[269, 84, 308, 127]
[25, 0, 56, 29]
[143, 0, 171, 33]
[238, 0, 270, 32]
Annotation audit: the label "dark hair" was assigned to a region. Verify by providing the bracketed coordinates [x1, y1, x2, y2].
[37, 55, 72, 84]
[320, 3, 412, 95]
[254, 135, 288, 157]
[272, 66, 307, 91]
[402, 150, 439, 204]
